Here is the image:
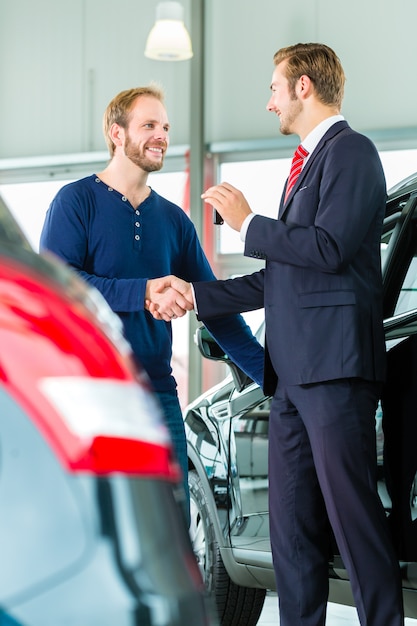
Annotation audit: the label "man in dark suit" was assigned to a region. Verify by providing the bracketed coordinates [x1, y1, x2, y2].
[147, 43, 404, 625]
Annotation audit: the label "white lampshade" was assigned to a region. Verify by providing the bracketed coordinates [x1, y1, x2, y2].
[145, 2, 193, 61]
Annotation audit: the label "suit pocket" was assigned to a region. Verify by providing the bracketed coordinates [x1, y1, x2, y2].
[299, 289, 356, 308]
[285, 185, 317, 226]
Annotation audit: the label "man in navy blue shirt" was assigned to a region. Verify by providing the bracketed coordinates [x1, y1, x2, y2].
[40, 85, 264, 524]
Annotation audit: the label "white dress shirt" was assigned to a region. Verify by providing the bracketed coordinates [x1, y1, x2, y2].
[240, 114, 345, 241]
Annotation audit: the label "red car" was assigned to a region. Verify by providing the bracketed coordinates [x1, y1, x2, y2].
[0, 196, 217, 626]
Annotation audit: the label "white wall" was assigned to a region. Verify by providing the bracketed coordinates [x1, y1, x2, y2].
[205, 0, 417, 142]
[0, 0, 192, 157]
[0, 0, 416, 161]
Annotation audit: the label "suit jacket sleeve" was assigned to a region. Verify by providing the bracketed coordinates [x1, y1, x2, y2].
[193, 269, 265, 320]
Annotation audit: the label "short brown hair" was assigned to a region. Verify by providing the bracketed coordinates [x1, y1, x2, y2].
[103, 84, 165, 156]
[273, 43, 345, 109]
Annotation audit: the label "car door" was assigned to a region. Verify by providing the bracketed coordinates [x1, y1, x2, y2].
[379, 187, 417, 570]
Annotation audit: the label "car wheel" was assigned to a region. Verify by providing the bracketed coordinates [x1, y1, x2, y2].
[189, 470, 266, 626]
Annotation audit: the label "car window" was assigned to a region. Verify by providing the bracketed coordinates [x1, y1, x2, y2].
[382, 214, 417, 316]
[394, 252, 417, 315]
[382, 189, 417, 317]
[232, 397, 270, 521]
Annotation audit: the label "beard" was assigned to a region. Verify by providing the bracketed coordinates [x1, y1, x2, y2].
[124, 134, 165, 172]
[279, 96, 302, 136]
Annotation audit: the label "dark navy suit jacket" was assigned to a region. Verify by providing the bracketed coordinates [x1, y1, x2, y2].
[195, 121, 387, 395]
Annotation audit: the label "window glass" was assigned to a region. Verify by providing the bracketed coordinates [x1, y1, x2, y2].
[218, 148, 417, 255]
[0, 180, 69, 251]
[218, 159, 290, 254]
[380, 149, 417, 191]
[381, 192, 417, 318]
[395, 256, 417, 315]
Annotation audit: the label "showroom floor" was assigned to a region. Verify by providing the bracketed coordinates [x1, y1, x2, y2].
[258, 592, 417, 625]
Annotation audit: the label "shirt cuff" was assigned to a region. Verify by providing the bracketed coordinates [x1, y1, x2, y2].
[240, 213, 256, 241]
[190, 283, 198, 315]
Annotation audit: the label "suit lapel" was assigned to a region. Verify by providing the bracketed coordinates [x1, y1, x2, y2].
[278, 121, 349, 220]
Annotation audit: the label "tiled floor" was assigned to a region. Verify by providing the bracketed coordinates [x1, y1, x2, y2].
[258, 592, 417, 625]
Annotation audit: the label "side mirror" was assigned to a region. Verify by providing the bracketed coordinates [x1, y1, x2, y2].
[194, 326, 253, 392]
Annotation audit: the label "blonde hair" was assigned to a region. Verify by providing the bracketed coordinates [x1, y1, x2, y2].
[103, 84, 165, 156]
[273, 43, 345, 109]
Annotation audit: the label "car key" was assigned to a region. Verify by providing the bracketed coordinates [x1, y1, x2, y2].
[213, 208, 224, 225]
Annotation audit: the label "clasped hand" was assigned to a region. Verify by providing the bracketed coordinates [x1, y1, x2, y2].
[145, 275, 194, 322]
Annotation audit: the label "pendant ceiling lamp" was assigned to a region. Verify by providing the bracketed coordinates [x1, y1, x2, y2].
[144, 2, 193, 61]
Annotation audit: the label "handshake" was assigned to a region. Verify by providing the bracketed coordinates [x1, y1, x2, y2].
[145, 275, 195, 322]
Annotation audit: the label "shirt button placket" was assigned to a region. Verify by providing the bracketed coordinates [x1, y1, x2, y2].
[134, 208, 141, 246]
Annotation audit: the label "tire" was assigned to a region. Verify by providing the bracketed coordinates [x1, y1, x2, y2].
[188, 470, 266, 626]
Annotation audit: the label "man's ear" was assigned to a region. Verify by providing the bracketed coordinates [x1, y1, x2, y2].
[297, 74, 313, 99]
[109, 123, 125, 148]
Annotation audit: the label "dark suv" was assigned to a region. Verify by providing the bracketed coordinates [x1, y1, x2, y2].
[185, 172, 417, 625]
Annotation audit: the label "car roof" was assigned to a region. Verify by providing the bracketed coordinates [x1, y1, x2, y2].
[388, 171, 417, 198]
[0, 194, 33, 251]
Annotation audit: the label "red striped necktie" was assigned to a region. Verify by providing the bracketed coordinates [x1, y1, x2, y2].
[284, 144, 309, 203]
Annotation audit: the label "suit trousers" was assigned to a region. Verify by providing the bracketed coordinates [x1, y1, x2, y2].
[268, 377, 404, 626]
